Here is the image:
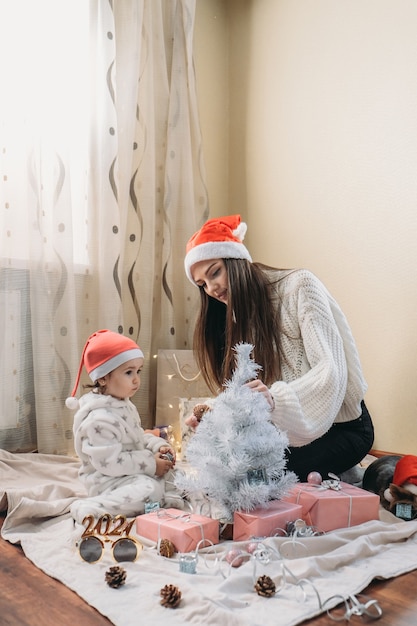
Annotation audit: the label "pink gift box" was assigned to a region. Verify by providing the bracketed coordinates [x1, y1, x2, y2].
[233, 500, 304, 541]
[282, 482, 380, 533]
[135, 508, 219, 553]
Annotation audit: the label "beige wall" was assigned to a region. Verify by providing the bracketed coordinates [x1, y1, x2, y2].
[194, 0, 229, 216]
[195, 0, 417, 454]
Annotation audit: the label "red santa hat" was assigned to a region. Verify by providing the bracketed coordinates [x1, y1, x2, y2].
[184, 214, 252, 284]
[384, 454, 417, 501]
[65, 329, 144, 410]
[392, 455, 417, 487]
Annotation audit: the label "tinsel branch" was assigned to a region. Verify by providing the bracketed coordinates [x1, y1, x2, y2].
[175, 343, 297, 520]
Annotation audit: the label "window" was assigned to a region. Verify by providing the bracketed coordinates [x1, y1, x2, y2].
[0, 0, 90, 266]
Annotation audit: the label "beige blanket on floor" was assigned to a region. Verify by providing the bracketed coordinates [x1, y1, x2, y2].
[1, 449, 417, 626]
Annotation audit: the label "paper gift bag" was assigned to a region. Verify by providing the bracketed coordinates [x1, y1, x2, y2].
[156, 349, 212, 441]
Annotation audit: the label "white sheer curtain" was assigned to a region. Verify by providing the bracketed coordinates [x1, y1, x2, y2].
[0, 0, 208, 454]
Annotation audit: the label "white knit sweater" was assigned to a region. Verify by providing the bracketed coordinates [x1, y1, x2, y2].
[268, 269, 367, 447]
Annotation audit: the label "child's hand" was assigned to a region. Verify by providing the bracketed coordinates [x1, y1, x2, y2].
[159, 445, 176, 464]
[154, 450, 174, 477]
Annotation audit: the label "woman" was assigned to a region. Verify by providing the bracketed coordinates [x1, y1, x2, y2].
[184, 214, 374, 481]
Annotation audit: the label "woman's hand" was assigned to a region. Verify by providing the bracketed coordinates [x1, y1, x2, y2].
[185, 403, 210, 430]
[184, 413, 199, 429]
[245, 379, 275, 410]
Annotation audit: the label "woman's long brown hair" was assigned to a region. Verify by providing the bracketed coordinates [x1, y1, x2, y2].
[193, 259, 285, 393]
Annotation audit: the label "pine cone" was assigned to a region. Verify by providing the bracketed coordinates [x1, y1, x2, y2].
[159, 538, 177, 558]
[105, 565, 127, 588]
[193, 404, 210, 423]
[160, 584, 182, 608]
[254, 575, 276, 597]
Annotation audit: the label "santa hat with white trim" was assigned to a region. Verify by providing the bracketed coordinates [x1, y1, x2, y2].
[184, 214, 252, 284]
[65, 329, 144, 410]
[384, 454, 417, 502]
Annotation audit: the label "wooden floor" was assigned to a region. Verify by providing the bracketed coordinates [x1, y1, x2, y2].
[0, 512, 416, 625]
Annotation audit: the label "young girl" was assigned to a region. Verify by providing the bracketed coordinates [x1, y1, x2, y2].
[66, 329, 185, 523]
[184, 214, 374, 482]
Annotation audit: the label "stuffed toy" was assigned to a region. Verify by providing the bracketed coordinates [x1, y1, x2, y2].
[362, 455, 402, 501]
[383, 455, 417, 520]
[362, 454, 417, 520]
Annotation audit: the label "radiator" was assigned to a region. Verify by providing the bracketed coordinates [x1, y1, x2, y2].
[0, 289, 21, 429]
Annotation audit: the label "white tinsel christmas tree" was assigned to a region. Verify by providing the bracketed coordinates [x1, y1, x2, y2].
[175, 343, 298, 521]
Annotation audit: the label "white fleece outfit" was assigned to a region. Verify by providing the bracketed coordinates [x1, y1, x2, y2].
[70, 391, 185, 523]
[268, 269, 368, 447]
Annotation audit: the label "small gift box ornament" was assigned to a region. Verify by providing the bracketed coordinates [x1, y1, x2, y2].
[179, 553, 198, 574]
[246, 468, 268, 486]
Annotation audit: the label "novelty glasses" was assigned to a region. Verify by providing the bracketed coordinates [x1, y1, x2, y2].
[77, 513, 143, 564]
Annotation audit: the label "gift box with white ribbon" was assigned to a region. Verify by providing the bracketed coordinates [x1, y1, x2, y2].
[233, 500, 303, 541]
[136, 508, 219, 552]
[282, 482, 380, 533]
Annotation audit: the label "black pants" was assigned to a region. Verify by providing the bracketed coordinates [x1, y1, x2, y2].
[285, 401, 374, 482]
